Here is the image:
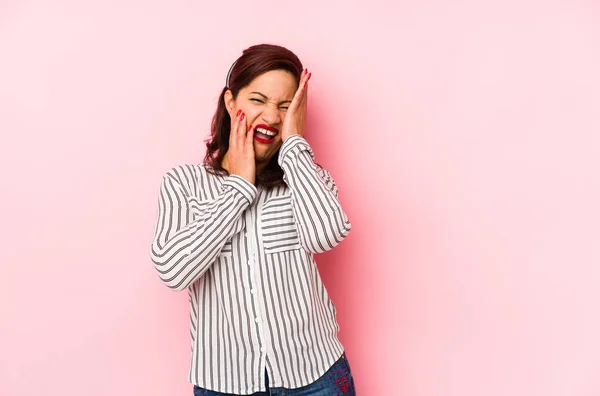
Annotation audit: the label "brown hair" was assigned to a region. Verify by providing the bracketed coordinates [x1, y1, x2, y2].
[203, 44, 303, 187]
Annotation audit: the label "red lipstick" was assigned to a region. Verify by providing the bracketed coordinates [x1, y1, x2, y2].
[253, 124, 279, 144]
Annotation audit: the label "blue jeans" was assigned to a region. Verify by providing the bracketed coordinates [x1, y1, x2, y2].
[193, 353, 356, 396]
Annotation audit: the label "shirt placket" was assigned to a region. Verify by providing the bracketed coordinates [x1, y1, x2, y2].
[243, 186, 272, 391]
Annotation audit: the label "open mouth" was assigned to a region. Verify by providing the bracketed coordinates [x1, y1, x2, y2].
[253, 124, 279, 144]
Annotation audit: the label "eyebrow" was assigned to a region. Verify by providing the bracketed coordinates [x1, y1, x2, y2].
[249, 92, 292, 104]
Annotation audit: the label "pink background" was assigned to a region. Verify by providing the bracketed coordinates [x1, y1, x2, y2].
[1, 1, 600, 395]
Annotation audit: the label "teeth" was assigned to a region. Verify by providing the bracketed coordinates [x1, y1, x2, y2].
[256, 127, 276, 137]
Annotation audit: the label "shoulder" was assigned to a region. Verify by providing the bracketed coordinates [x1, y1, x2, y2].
[160, 163, 225, 199]
[160, 163, 213, 188]
[162, 163, 205, 181]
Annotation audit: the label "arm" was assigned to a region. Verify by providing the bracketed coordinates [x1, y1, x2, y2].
[150, 169, 256, 291]
[278, 135, 351, 253]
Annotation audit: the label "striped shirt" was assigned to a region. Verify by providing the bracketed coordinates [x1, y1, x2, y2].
[150, 135, 352, 394]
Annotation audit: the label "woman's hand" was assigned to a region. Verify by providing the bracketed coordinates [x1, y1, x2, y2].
[227, 110, 256, 184]
[281, 69, 312, 142]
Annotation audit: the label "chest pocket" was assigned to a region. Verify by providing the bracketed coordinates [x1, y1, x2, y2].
[261, 195, 303, 254]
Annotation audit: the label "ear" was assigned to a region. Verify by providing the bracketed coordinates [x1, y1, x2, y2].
[224, 89, 235, 118]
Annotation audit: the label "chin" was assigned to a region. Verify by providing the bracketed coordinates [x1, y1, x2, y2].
[254, 143, 281, 159]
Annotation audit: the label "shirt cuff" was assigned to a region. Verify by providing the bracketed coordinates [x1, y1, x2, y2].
[221, 174, 257, 204]
[278, 135, 315, 165]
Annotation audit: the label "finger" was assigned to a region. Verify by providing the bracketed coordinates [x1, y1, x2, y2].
[302, 76, 309, 103]
[303, 70, 312, 88]
[298, 74, 309, 111]
[289, 72, 309, 113]
[235, 111, 245, 143]
[245, 121, 254, 150]
[230, 109, 242, 148]
[294, 69, 309, 97]
[297, 69, 309, 94]
[237, 111, 247, 147]
[298, 71, 311, 96]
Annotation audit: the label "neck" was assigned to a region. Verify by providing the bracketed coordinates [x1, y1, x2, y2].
[255, 161, 268, 174]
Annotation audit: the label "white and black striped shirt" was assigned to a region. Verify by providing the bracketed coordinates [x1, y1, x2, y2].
[151, 135, 352, 394]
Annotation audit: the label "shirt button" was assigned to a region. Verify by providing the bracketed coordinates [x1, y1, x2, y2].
[255, 317, 260, 323]
[260, 347, 265, 353]
[250, 289, 256, 294]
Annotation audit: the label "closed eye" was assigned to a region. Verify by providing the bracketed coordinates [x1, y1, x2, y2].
[250, 96, 288, 110]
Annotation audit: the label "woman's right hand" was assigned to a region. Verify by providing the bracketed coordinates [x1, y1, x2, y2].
[227, 110, 256, 185]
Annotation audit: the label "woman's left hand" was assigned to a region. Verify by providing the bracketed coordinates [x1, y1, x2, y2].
[281, 69, 312, 142]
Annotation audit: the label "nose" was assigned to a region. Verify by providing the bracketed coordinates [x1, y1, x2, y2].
[260, 104, 282, 126]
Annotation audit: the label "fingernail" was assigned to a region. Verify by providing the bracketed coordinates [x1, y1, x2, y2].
[308, 72, 312, 80]
[236, 110, 241, 117]
[248, 125, 253, 131]
[241, 113, 245, 120]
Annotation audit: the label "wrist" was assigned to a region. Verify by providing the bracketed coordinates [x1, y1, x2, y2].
[282, 131, 301, 143]
[229, 171, 255, 185]
[222, 174, 257, 204]
[278, 134, 312, 166]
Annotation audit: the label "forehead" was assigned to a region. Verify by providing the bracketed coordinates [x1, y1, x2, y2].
[244, 70, 297, 99]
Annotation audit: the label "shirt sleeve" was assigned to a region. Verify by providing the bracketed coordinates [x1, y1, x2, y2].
[278, 135, 352, 253]
[151, 170, 256, 290]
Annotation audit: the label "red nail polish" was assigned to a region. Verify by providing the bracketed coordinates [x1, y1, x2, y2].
[248, 125, 253, 131]
[236, 110, 241, 117]
[241, 113, 245, 121]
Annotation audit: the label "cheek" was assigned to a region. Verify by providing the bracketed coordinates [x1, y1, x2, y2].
[245, 109, 261, 125]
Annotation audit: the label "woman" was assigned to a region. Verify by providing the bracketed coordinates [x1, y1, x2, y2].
[151, 44, 355, 396]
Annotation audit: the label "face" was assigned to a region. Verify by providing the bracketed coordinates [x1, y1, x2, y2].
[225, 69, 297, 166]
